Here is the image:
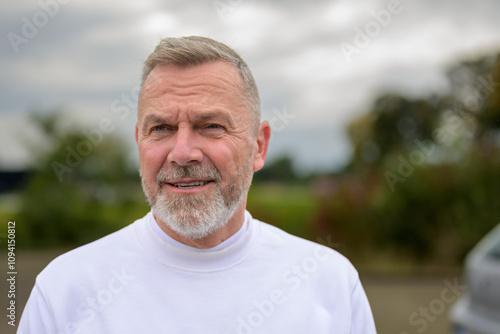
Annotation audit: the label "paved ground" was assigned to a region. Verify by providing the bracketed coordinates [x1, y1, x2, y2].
[2, 249, 460, 334]
[363, 276, 460, 334]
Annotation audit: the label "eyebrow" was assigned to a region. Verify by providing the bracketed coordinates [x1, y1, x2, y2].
[194, 111, 234, 127]
[141, 114, 171, 134]
[140, 111, 235, 133]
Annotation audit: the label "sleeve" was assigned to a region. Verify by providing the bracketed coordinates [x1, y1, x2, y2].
[18, 282, 58, 334]
[349, 278, 377, 334]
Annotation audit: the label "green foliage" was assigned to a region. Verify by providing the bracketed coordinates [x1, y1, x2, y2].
[247, 183, 317, 240]
[447, 54, 500, 133]
[253, 155, 303, 184]
[16, 112, 149, 247]
[347, 94, 442, 169]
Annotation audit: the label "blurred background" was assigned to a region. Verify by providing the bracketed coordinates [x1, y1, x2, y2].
[1, 0, 500, 333]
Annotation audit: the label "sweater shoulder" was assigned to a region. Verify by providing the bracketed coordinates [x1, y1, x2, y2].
[37, 216, 143, 281]
[256, 219, 355, 270]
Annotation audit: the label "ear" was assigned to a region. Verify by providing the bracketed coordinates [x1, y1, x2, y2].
[253, 121, 271, 172]
[135, 122, 139, 144]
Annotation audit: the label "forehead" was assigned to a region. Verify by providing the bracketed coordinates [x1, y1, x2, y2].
[140, 61, 244, 104]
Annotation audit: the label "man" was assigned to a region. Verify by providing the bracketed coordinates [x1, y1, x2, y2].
[19, 36, 376, 333]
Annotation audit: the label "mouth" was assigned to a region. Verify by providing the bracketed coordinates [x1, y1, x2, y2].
[166, 180, 214, 189]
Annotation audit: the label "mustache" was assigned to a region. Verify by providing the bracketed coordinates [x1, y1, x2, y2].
[156, 164, 222, 185]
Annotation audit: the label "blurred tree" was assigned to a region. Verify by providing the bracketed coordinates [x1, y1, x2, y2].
[17, 111, 148, 247]
[347, 94, 442, 169]
[446, 53, 500, 151]
[253, 155, 302, 183]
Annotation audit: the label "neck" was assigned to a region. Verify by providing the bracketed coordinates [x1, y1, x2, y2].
[154, 205, 247, 249]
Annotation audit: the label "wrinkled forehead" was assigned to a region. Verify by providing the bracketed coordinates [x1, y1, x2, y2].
[139, 62, 244, 103]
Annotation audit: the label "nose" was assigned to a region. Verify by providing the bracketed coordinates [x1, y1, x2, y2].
[167, 126, 203, 166]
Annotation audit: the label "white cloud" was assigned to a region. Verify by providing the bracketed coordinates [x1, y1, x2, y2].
[141, 12, 179, 35]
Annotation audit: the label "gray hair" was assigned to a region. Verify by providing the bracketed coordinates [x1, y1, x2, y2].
[141, 36, 261, 132]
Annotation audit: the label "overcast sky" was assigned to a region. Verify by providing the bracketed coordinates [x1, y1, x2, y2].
[1, 0, 500, 173]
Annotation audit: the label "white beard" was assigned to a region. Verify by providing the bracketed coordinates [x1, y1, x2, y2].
[153, 184, 242, 240]
[141, 163, 251, 240]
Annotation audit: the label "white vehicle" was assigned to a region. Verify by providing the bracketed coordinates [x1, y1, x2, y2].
[450, 223, 500, 334]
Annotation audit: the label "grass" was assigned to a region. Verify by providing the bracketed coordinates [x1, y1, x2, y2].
[247, 183, 318, 240]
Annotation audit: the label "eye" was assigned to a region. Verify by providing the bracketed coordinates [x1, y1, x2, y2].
[151, 125, 167, 132]
[200, 123, 226, 137]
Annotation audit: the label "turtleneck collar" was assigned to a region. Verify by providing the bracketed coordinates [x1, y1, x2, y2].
[134, 210, 260, 272]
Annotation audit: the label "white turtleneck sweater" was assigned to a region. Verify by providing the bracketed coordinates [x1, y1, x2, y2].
[18, 211, 376, 333]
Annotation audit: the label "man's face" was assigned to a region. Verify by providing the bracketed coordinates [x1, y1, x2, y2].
[136, 61, 269, 239]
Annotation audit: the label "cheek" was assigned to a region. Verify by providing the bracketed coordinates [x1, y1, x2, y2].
[207, 140, 252, 179]
[139, 143, 168, 179]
